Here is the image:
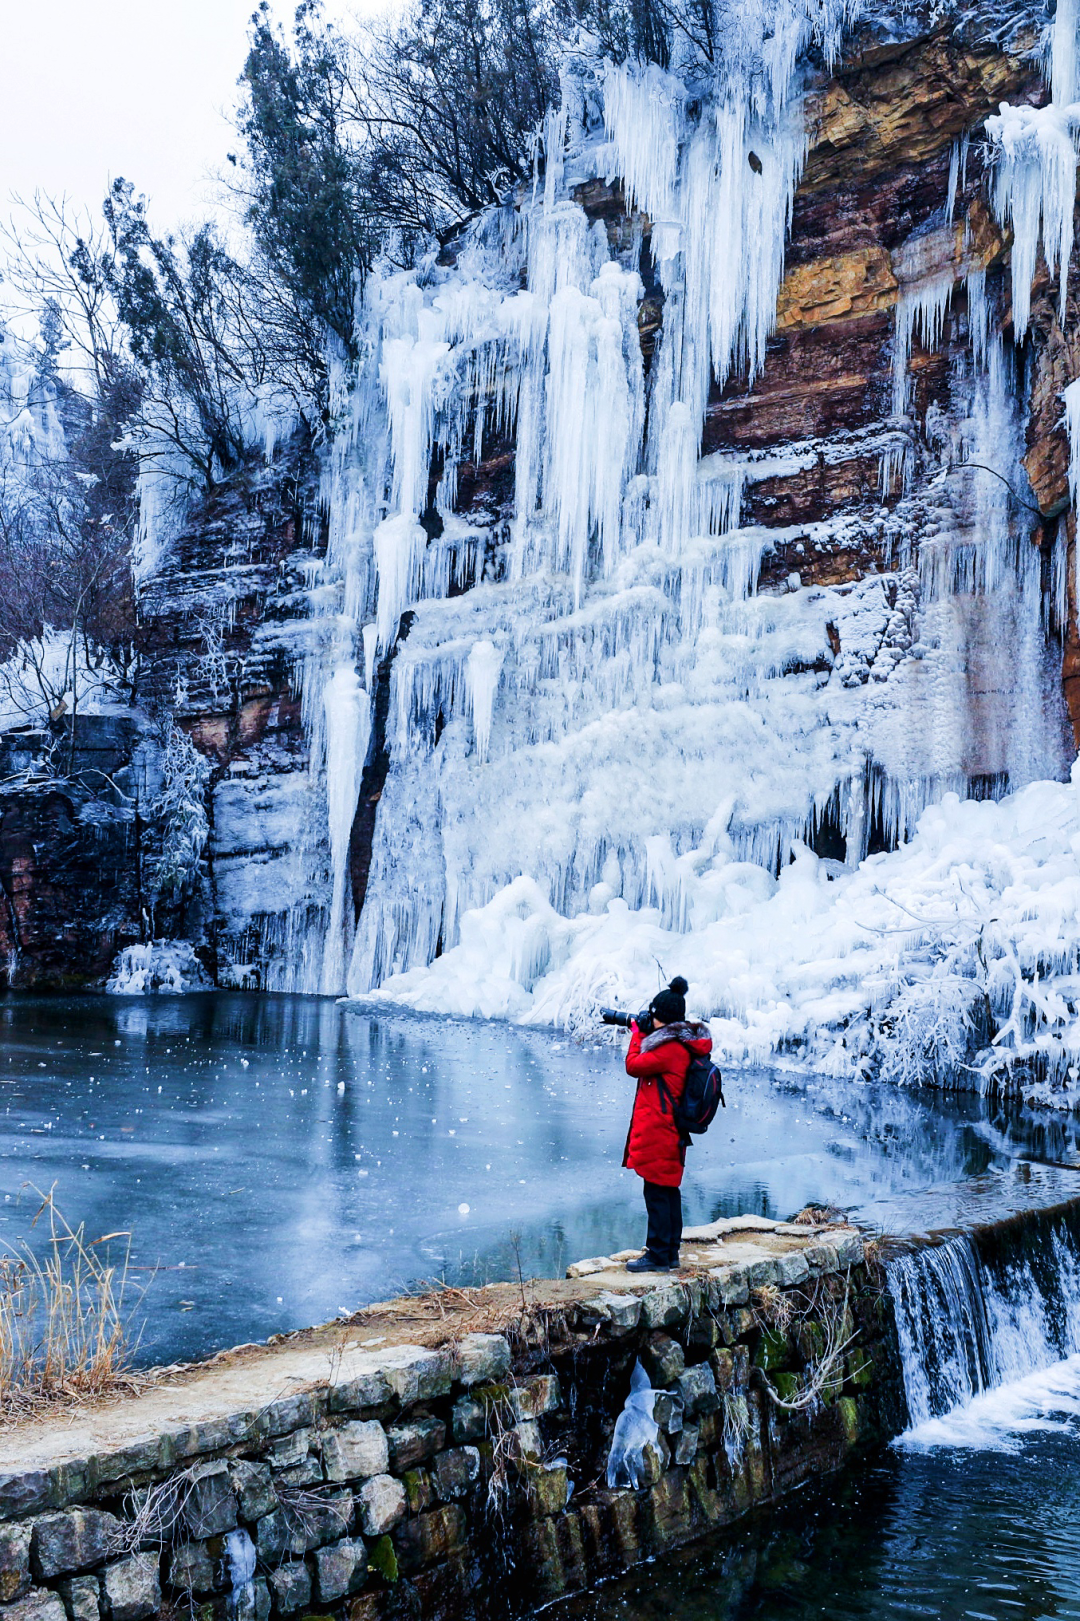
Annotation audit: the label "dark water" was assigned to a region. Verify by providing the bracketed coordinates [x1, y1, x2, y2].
[1, 992, 1079, 1365]
[551, 1435, 1080, 1621]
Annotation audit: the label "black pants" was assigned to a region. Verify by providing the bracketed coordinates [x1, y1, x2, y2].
[643, 1181, 682, 1266]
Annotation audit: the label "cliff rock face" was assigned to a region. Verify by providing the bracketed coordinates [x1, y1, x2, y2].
[0, 719, 149, 989]
[4, 1, 1078, 993]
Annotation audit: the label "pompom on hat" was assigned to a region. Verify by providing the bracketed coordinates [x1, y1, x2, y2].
[650, 976, 688, 1026]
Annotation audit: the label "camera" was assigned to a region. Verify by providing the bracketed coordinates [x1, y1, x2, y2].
[600, 1007, 652, 1029]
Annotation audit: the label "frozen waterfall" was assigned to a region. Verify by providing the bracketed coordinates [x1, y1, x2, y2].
[243, 0, 1078, 1045]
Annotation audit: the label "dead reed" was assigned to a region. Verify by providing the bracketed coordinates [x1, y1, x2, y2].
[0, 1183, 148, 1416]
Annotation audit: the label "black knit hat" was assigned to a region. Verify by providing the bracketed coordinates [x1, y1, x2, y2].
[650, 976, 688, 1026]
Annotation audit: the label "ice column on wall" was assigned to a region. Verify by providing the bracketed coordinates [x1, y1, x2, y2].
[985, 0, 1080, 334]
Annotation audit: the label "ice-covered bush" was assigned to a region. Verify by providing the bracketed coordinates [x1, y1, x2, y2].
[106, 940, 212, 995]
[147, 724, 211, 908]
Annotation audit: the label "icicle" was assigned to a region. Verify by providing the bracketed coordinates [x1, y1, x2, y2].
[466, 641, 504, 764]
[986, 0, 1080, 334]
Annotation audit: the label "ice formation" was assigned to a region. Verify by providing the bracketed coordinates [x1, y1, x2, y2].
[106, 941, 213, 995]
[129, 0, 1077, 1104]
[985, 0, 1080, 334]
[368, 770, 1080, 1105]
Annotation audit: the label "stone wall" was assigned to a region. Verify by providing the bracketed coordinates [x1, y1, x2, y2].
[0, 1235, 901, 1621]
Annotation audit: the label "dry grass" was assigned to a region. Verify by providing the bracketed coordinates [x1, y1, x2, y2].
[0, 1183, 149, 1416]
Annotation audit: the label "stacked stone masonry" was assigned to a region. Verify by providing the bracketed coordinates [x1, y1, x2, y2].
[0, 1237, 902, 1621]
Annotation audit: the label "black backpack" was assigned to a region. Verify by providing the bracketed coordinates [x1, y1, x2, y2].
[657, 1053, 725, 1139]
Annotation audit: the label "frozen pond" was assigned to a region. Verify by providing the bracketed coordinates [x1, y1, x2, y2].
[2, 992, 1079, 1364]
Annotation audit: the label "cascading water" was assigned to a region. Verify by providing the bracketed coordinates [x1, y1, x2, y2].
[887, 1209, 1080, 1447]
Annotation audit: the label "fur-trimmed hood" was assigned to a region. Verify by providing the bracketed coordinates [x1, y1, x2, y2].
[640, 1020, 712, 1054]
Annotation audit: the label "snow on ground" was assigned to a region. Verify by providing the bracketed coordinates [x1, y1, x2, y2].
[359, 767, 1080, 1106]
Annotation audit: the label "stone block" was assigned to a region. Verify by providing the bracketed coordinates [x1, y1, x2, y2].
[298, 1491, 354, 1549]
[754, 1329, 792, 1372]
[776, 1252, 811, 1287]
[510, 1422, 542, 1465]
[687, 1312, 721, 1349]
[266, 1561, 310, 1615]
[509, 1375, 560, 1421]
[674, 1425, 699, 1466]
[312, 1538, 367, 1604]
[100, 1555, 160, 1621]
[578, 1292, 642, 1333]
[263, 1393, 320, 1439]
[709, 1266, 749, 1306]
[386, 1416, 446, 1472]
[450, 1396, 486, 1444]
[533, 1465, 568, 1517]
[379, 1346, 452, 1404]
[167, 1540, 216, 1595]
[847, 1348, 874, 1389]
[452, 1333, 511, 1387]
[431, 1448, 480, 1501]
[55, 1577, 99, 1621]
[273, 1459, 322, 1489]
[640, 1333, 685, 1386]
[322, 1420, 389, 1483]
[838, 1396, 859, 1444]
[328, 1365, 392, 1415]
[733, 1344, 751, 1387]
[652, 1392, 684, 1435]
[2, 1589, 68, 1621]
[402, 1469, 435, 1514]
[711, 1348, 735, 1391]
[641, 1283, 691, 1330]
[0, 1523, 32, 1602]
[837, 1233, 865, 1268]
[32, 1511, 121, 1580]
[232, 1574, 270, 1621]
[746, 1258, 780, 1290]
[228, 1461, 275, 1523]
[804, 1242, 839, 1276]
[254, 1510, 307, 1563]
[393, 1506, 466, 1574]
[0, 1475, 51, 1521]
[638, 1440, 666, 1487]
[648, 1472, 692, 1545]
[676, 1363, 720, 1417]
[356, 1475, 406, 1538]
[266, 1430, 312, 1470]
[183, 1462, 237, 1539]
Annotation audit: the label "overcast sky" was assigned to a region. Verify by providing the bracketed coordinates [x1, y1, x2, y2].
[0, 0, 368, 233]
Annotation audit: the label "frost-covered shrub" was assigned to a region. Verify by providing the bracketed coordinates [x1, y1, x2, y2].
[106, 940, 212, 995]
[148, 725, 211, 908]
[872, 971, 985, 1090]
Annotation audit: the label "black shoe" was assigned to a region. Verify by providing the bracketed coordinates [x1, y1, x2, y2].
[625, 1253, 672, 1273]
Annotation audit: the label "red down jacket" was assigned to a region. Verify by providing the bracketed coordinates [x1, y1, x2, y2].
[623, 1019, 714, 1188]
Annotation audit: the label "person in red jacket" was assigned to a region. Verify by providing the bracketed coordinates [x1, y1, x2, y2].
[622, 975, 713, 1273]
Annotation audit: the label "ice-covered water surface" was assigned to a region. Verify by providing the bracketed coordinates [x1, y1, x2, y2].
[2, 992, 1077, 1364]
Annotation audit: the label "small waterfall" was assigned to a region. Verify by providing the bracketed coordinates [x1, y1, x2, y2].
[887, 1208, 1080, 1440]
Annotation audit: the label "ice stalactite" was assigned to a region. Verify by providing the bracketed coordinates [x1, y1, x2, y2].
[986, 0, 1080, 334]
[321, 662, 371, 994]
